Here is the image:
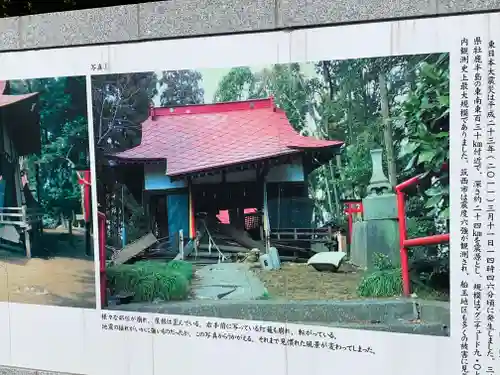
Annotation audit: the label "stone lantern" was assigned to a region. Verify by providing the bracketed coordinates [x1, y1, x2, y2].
[350, 149, 400, 270]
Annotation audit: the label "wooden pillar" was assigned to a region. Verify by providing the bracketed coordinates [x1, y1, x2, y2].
[228, 209, 238, 227]
[121, 185, 127, 248]
[238, 207, 245, 229]
[179, 229, 184, 259]
[14, 159, 23, 206]
[143, 191, 152, 231]
[35, 164, 41, 203]
[230, 207, 245, 230]
[256, 165, 270, 249]
[188, 179, 196, 239]
[262, 179, 270, 253]
[25, 231, 31, 258]
[22, 205, 31, 258]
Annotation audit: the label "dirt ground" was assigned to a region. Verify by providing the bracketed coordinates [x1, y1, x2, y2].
[0, 227, 96, 308]
[253, 262, 363, 300]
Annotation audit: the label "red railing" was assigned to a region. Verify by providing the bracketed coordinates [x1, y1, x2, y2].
[395, 174, 450, 297]
[76, 170, 91, 221]
[98, 211, 107, 307]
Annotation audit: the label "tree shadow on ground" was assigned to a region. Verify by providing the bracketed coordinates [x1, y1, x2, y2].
[0, 250, 30, 265]
[38, 228, 95, 261]
[0, 228, 94, 264]
[45, 269, 97, 309]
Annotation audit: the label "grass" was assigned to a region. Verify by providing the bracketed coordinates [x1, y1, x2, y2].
[357, 268, 403, 297]
[256, 289, 271, 300]
[357, 253, 450, 301]
[253, 254, 448, 302]
[253, 262, 362, 300]
[106, 260, 194, 302]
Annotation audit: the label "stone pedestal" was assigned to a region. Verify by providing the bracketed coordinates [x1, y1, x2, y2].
[349, 149, 400, 270]
[350, 203, 400, 269]
[362, 193, 397, 220]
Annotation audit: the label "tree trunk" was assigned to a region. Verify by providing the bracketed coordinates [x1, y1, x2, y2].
[335, 154, 345, 200]
[328, 161, 340, 218]
[60, 212, 66, 228]
[378, 72, 397, 188]
[323, 165, 334, 218]
[35, 163, 41, 203]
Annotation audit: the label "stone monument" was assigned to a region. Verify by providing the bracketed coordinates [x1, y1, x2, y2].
[350, 149, 400, 270]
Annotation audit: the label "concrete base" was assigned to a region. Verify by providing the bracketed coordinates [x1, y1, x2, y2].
[350, 219, 400, 270]
[113, 298, 449, 337]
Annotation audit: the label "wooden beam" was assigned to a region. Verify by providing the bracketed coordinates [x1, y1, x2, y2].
[112, 232, 158, 265]
[262, 179, 270, 253]
[24, 230, 31, 258]
[198, 243, 244, 253]
[14, 158, 23, 206]
[215, 222, 265, 252]
[188, 178, 195, 239]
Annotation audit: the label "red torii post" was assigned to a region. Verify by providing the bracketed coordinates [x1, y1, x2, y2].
[76, 170, 107, 307]
[342, 199, 364, 244]
[77, 170, 92, 256]
[97, 211, 107, 307]
[395, 163, 450, 296]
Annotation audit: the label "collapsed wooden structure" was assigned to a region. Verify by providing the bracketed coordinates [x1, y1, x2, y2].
[101, 98, 344, 264]
[0, 81, 43, 257]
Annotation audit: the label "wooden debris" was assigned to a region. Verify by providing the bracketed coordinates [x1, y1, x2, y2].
[112, 232, 158, 265]
[237, 248, 260, 263]
[217, 222, 265, 252]
[0, 224, 21, 244]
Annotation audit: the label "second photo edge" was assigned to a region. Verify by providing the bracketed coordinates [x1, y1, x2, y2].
[91, 53, 450, 336]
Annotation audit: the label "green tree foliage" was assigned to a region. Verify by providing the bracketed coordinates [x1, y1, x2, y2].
[214, 64, 311, 130]
[92, 73, 158, 152]
[10, 77, 88, 223]
[396, 54, 450, 221]
[159, 70, 204, 106]
[213, 67, 257, 102]
[213, 54, 450, 292]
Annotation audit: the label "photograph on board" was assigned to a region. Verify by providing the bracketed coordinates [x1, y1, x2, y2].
[92, 53, 450, 336]
[0, 76, 95, 308]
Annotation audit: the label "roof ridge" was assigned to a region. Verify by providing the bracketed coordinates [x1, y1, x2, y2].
[149, 97, 276, 118]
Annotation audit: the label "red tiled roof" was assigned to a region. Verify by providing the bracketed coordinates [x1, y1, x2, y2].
[0, 81, 38, 107]
[0, 81, 41, 156]
[112, 98, 343, 176]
